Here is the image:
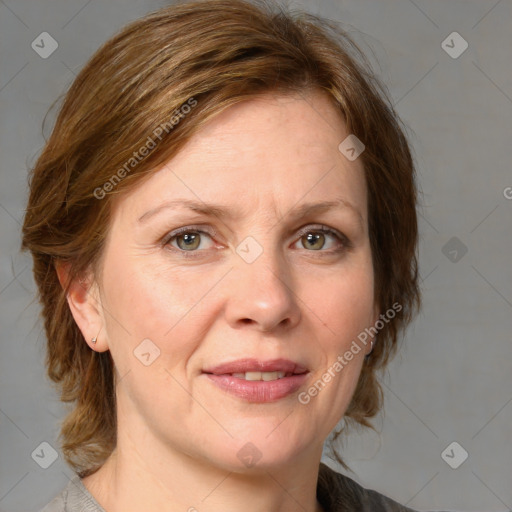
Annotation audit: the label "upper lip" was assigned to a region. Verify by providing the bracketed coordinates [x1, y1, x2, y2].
[203, 358, 308, 375]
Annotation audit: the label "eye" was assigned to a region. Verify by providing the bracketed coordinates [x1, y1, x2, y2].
[162, 224, 350, 258]
[292, 225, 348, 253]
[165, 228, 215, 253]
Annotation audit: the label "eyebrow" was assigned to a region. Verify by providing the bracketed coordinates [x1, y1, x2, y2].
[137, 197, 364, 228]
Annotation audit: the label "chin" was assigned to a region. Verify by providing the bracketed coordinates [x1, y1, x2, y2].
[200, 426, 314, 473]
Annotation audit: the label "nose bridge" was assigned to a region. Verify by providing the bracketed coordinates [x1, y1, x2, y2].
[225, 233, 301, 331]
[239, 238, 286, 291]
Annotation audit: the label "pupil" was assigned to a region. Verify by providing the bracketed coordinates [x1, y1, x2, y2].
[306, 232, 323, 250]
[179, 233, 199, 250]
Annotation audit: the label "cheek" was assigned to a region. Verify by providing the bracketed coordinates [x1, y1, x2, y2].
[99, 258, 205, 418]
[99, 254, 218, 371]
[315, 261, 375, 342]
[303, 262, 374, 416]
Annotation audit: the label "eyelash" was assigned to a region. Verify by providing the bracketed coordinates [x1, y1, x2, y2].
[161, 224, 351, 259]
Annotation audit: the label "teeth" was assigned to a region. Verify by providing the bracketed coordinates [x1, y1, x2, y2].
[245, 371, 264, 381]
[231, 371, 287, 381]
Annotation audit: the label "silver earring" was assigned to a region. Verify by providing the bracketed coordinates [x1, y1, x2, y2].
[365, 339, 374, 359]
[91, 327, 101, 345]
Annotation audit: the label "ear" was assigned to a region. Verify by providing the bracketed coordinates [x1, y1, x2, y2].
[368, 300, 380, 353]
[55, 261, 108, 352]
[371, 300, 380, 328]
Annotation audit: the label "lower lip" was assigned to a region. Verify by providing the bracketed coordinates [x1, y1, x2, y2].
[204, 373, 309, 403]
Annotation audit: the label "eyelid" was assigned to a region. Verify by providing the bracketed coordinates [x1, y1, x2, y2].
[294, 224, 349, 244]
[161, 224, 217, 244]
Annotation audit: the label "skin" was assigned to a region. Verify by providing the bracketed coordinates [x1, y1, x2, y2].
[60, 89, 379, 512]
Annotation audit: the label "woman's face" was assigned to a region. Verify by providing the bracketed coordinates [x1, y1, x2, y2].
[93, 90, 378, 471]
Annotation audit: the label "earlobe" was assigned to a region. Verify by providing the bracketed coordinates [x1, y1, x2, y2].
[55, 261, 106, 351]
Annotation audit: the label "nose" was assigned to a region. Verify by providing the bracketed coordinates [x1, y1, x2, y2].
[224, 245, 301, 333]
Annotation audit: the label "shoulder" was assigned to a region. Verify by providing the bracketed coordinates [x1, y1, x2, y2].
[39, 483, 69, 512]
[39, 474, 106, 512]
[317, 462, 418, 512]
[39, 491, 66, 512]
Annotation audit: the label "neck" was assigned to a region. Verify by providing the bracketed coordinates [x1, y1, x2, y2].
[82, 427, 325, 512]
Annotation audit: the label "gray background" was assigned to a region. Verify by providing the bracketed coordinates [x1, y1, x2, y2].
[1, 0, 511, 510]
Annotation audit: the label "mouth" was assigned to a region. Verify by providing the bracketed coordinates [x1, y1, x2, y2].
[202, 358, 309, 402]
[202, 357, 308, 377]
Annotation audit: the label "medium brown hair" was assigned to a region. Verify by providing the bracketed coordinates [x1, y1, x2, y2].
[21, 0, 421, 477]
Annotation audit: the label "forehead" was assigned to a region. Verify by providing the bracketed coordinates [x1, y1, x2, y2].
[184, 90, 347, 160]
[111, 90, 367, 225]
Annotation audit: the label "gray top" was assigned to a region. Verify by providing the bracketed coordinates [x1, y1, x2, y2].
[40, 474, 106, 512]
[40, 462, 421, 511]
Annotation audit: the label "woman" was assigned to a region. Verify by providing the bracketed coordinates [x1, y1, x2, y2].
[22, 0, 423, 510]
